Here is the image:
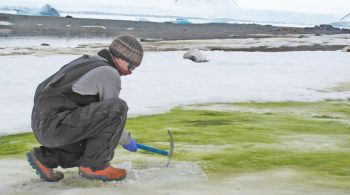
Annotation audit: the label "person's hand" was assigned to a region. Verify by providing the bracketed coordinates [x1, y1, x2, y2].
[122, 136, 137, 152]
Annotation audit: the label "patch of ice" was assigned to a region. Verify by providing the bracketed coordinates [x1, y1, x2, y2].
[0, 37, 111, 48]
[81, 26, 107, 29]
[0, 158, 207, 193]
[0, 21, 13, 26]
[121, 161, 208, 183]
[281, 134, 346, 150]
[238, 134, 348, 151]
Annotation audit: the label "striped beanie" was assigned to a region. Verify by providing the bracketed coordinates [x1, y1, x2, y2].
[109, 35, 144, 66]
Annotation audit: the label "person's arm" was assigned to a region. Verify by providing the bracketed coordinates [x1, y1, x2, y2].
[119, 130, 132, 145]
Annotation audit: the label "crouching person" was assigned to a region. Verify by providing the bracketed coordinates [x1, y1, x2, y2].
[27, 35, 143, 182]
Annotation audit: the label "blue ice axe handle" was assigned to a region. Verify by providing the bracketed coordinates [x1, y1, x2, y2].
[136, 130, 174, 167]
[136, 143, 169, 156]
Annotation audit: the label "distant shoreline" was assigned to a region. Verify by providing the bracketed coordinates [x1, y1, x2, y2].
[1, 13, 350, 40]
[1, 34, 350, 54]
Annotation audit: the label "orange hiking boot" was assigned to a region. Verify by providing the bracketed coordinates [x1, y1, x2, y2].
[79, 165, 127, 182]
[26, 149, 64, 182]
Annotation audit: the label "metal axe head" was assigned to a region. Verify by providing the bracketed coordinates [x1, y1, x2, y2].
[166, 129, 174, 167]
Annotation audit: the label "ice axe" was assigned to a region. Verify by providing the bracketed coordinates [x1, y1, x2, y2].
[136, 129, 174, 167]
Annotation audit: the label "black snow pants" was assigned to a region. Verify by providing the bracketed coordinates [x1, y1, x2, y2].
[34, 98, 128, 170]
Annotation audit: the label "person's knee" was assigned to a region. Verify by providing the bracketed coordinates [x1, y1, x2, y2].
[104, 98, 128, 116]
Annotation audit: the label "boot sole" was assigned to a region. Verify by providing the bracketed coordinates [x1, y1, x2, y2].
[79, 170, 126, 182]
[26, 151, 63, 182]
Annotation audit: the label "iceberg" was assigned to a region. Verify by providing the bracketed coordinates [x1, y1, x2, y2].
[173, 18, 191, 24]
[39, 4, 60, 17]
[14, 4, 60, 17]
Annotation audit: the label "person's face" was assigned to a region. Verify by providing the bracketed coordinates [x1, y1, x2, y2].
[113, 58, 133, 75]
[115, 57, 130, 72]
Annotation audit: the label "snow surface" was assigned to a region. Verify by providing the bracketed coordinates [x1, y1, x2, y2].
[2, 157, 347, 195]
[0, 51, 350, 135]
[0, 157, 210, 194]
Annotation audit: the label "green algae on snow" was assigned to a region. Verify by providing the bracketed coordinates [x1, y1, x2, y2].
[0, 133, 37, 156]
[127, 100, 350, 187]
[0, 101, 349, 187]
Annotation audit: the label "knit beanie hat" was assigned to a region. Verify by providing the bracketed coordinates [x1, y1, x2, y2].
[109, 35, 144, 67]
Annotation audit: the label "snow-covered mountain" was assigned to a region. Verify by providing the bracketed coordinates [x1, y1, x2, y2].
[340, 13, 350, 21]
[330, 13, 350, 29]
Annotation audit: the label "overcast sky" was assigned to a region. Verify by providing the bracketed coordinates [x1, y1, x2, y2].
[3, 0, 350, 16]
[235, 0, 349, 15]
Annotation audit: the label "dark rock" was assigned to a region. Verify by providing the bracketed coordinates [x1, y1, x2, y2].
[41, 43, 50, 46]
[314, 24, 339, 31]
[319, 24, 336, 30]
[229, 34, 239, 38]
[140, 38, 163, 42]
[65, 15, 73, 18]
